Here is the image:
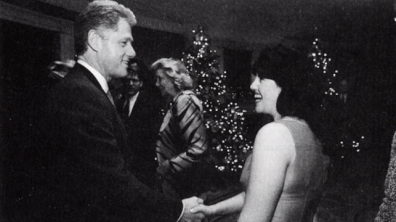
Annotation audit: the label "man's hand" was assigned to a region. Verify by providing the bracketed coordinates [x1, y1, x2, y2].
[189, 203, 215, 217]
[179, 197, 205, 222]
[156, 160, 171, 176]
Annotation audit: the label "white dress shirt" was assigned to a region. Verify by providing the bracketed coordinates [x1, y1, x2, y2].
[125, 92, 139, 116]
[77, 60, 109, 93]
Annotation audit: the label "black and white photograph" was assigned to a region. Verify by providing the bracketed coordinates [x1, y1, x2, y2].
[0, 0, 395, 221]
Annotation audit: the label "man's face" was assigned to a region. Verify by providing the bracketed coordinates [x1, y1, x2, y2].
[339, 79, 348, 94]
[124, 73, 143, 97]
[97, 18, 136, 80]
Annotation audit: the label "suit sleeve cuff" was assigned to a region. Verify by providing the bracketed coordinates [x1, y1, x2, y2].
[176, 201, 185, 222]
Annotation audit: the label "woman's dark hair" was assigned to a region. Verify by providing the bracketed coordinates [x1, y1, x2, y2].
[252, 44, 326, 143]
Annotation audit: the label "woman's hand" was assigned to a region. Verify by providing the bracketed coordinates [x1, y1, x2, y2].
[190, 203, 216, 217]
[156, 160, 171, 176]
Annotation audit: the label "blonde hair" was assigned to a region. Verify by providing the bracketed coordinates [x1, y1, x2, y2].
[151, 58, 196, 91]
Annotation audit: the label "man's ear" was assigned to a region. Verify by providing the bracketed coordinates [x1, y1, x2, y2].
[87, 30, 101, 52]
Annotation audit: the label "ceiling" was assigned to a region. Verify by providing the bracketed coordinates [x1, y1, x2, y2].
[23, 0, 395, 49]
[122, 0, 393, 48]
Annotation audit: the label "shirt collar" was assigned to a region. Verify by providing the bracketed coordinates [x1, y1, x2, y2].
[131, 91, 139, 100]
[77, 60, 109, 93]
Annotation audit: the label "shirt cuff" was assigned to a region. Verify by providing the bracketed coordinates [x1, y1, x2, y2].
[176, 201, 185, 222]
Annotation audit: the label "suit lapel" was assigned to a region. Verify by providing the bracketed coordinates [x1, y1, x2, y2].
[74, 63, 119, 109]
[130, 93, 142, 116]
[74, 63, 104, 93]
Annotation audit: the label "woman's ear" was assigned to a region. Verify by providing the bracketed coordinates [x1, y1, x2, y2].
[173, 78, 181, 90]
[87, 30, 101, 52]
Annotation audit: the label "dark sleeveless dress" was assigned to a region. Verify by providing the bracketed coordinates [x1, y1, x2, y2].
[239, 118, 330, 222]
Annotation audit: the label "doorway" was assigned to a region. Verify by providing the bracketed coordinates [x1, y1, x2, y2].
[0, 19, 59, 215]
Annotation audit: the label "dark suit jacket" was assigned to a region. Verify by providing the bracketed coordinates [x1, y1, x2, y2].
[115, 89, 164, 188]
[15, 64, 182, 221]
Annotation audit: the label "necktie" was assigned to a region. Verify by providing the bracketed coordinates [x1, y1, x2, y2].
[340, 94, 347, 103]
[123, 99, 130, 117]
[106, 91, 115, 106]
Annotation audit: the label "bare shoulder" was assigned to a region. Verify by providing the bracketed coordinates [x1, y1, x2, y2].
[256, 122, 292, 139]
[254, 122, 294, 155]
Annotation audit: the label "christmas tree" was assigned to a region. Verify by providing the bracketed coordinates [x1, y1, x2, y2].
[182, 26, 253, 180]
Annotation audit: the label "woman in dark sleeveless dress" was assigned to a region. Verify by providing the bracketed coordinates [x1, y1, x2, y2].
[191, 45, 330, 222]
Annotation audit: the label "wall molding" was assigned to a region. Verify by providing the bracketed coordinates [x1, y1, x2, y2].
[0, 1, 73, 34]
[0, 1, 74, 60]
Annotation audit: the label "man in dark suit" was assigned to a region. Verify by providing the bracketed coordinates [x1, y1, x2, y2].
[114, 58, 165, 189]
[12, 1, 204, 221]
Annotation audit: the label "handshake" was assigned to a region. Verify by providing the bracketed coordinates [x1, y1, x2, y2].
[180, 196, 214, 222]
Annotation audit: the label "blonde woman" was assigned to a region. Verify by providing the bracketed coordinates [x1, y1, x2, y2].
[151, 58, 208, 199]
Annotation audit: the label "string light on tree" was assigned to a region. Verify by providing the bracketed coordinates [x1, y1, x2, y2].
[310, 38, 365, 155]
[309, 38, 340, 97]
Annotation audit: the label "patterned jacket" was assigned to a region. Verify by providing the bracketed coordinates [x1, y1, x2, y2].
[157, 90, 208, 172]
[156, 90, 208, 198]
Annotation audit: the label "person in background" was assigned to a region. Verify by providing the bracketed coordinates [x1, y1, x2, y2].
[338, 78, 348, 103]
[151, 58, 209, 199]
[47, 59, 76, 80]
[374, 131, 396, 221]
[114, 58, 165, 189]
[191, 45, 330, 222]
[9, 1, 204, 221]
